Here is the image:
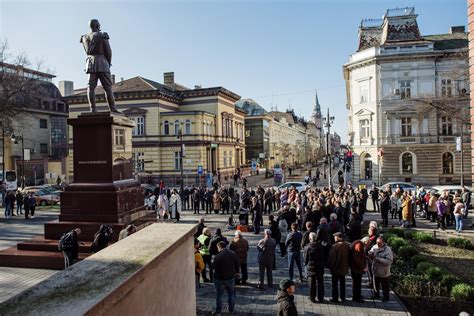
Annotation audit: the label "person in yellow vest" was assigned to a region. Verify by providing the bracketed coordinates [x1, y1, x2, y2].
[198, 227, 212, 282]
[194, 238, 205, 291]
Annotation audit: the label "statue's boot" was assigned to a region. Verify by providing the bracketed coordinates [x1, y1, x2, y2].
[87, 87, 97, 112]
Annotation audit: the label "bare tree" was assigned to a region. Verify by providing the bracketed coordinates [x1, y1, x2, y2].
[0, 39, 53, 130]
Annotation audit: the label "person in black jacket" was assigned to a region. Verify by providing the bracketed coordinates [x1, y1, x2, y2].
[62, 228, 82, 268]
[91, 224, 113, 253]
[268, 215, 281, 270]
[212, 241, 239, 315]
[380, 191, 390, 227]
[252, 196, 263, 234]
[285, 223, 303, 282]
[277, 279, 298, 316]
[304, 232, 326, 303]
[347, 212, 362, 242]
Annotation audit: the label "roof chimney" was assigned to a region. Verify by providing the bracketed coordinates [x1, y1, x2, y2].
[164, 72, 175, 88]
[450, 26, 465, 34]
[58, 80, 74, 97]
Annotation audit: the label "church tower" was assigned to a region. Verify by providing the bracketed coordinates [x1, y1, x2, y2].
[312, 91, 322, 129]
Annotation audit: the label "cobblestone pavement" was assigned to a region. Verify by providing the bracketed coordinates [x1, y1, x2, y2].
[0, 267, 57, 303]
[185, 212, 408, 316]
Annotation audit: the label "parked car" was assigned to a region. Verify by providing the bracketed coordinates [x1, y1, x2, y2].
[380, 182, 417, 192]
[33, 191, 60, 206]
[430, 185, 470, 197]
[277, 182, 307, 192]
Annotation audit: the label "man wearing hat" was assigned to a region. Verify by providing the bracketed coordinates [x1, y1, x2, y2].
[277, 279, 298, 316]
[328, 232, 350, 303]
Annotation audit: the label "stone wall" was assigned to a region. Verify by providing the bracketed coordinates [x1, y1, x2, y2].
[0, 223, 196, 316]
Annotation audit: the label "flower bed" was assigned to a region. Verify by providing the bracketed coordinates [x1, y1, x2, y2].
[382, 228, 474, 315]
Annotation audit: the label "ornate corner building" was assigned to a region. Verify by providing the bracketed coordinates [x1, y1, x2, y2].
[343, 7, 471, 185]
[64, 73, 246, 186]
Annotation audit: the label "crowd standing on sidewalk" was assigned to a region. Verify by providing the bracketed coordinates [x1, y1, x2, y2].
[190, 180, 400, 315]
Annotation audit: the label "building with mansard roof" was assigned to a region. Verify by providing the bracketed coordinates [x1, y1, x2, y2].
[343, 7, 471, 185]
[64, 72, 246, 185]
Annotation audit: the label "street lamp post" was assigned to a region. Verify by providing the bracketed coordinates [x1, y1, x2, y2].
[177, 129, 184, 191]
[11, 134, 25, 188]
[323, 108, 335, 190]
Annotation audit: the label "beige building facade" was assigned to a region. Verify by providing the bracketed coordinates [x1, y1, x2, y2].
[65, 73, 245, 186]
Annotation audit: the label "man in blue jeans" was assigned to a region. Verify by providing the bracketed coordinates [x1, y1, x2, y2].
[285, 222, 303, 282]
[212, 241, 239, 316]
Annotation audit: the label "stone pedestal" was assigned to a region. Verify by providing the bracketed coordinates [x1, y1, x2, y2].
[0, 112, 152, 269]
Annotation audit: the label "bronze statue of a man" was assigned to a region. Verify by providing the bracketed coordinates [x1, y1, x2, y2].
[80, 19, 119, 113]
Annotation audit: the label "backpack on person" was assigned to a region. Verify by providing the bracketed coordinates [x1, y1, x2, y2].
[58, 231, 75, 251]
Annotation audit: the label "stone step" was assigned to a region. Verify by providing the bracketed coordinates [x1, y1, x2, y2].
[17, 236, 93, 253]
[0, 247, 89, 270]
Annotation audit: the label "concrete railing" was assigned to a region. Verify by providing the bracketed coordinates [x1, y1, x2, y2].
[0, 223, 197, 316]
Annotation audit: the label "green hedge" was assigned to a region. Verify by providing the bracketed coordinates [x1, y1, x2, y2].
[451, 283, 474, 301]
[440, 274, 461, 293]
[398, 245, 418, 261]
[447, 237, 473, 250]
[416, 261, 435, 274]
[410, 254, 428, 268]
[390, 237, 409, 252]
[413, 231, 434, 243]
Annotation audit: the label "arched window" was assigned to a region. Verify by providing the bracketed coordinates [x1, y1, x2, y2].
[401, 152, 414, 174]
[442, 152, 454, 174]
[174, 120, 180, 135]
[185, 120, 191, 135]
[163, 120, 169, 135]
[360, 152, 372, 180]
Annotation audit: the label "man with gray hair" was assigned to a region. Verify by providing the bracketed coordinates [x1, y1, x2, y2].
[256, 229, 276, 289]
[304, 232, 326, 303]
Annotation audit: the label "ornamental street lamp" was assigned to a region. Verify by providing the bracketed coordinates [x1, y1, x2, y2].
[322, 108, 335, 190]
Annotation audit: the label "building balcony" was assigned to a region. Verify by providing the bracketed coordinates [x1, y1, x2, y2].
[384, 134, 469, 145]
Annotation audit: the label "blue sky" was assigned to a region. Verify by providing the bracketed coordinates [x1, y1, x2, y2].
[0, 0, 468, 142]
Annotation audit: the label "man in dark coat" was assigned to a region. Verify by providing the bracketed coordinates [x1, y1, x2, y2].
[212, 241, 239, 314]
[304, 232, 326, 303]
[277, 279, 298, 316]
[257, 229, 276, 289]
[285, 223, 303, 282]
[328, 232, 350, 303]
[380, 191, 390, 227]
[347, 212, 362, 242]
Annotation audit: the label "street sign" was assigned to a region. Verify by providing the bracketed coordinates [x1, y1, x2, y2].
[456, 136, 461, 152]
[24, 149, 30, 161]
[259, 153, 265, 159]
[197, 165, 203, 175]
[251, 160, 257, 172]
[211, 143, 218, 149]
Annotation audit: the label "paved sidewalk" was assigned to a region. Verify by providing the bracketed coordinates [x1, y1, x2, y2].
[183, 212, 408, 316]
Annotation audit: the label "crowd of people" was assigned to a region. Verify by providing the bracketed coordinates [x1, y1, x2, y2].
[3, 190, 38, 219]
[192, 182, 405, 316]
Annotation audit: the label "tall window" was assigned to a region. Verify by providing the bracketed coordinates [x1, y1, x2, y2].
[222, 119, 227, 137]
[223, 151, 227, 167]
[134, 152, 145, 171]
[442, 152, 454, 174]
[400, 80, 411, 99]
[441, 79, 453, 97]
[401, 152, 413, 174]
[185, 120, 191, 135]
[132, 116, 145, 136]
[39, 119, 48, 129]
[174, 120, 180, 135]
[229, 151, 233, 167]
[40, 143, 48, 154]
[174, 151, 181, 170]
[360, 119, 370, 138]
[401, 117, 412, 136]
[440, 116, 453, 135]
[163, 121, 169, 135]
[114, 129, 125, 147]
